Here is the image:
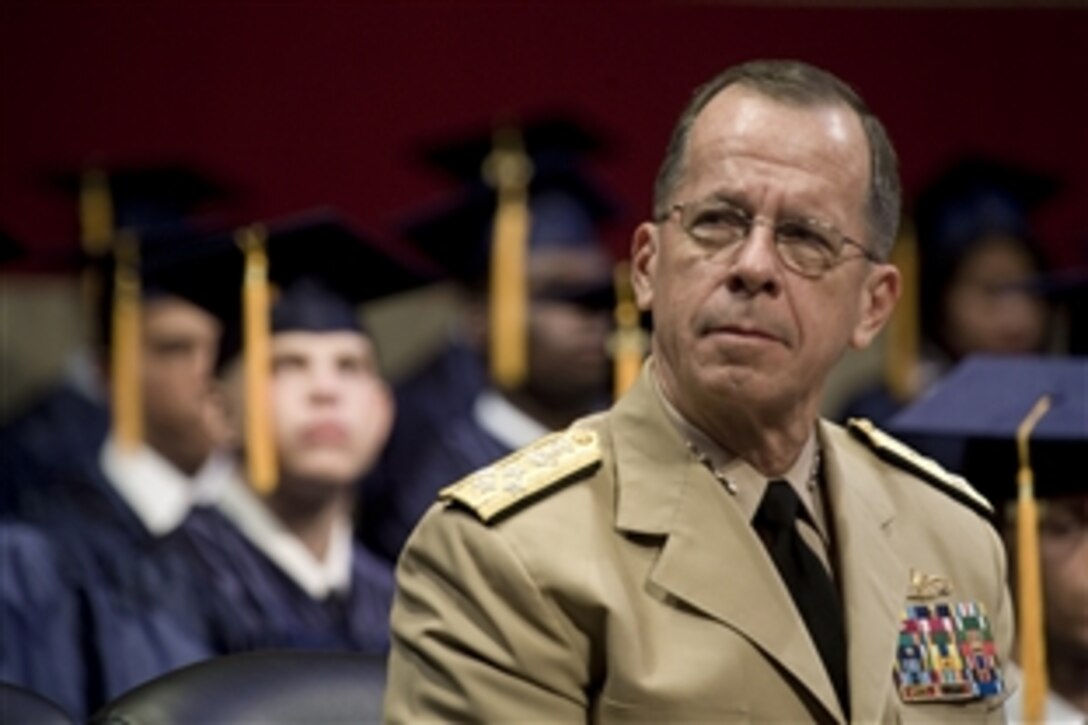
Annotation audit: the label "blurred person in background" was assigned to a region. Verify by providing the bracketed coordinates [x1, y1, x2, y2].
[0, 167, 236, 515]
[1, 232, 83, 719]
[181, 211, 436, 656]
[4, 221, 238, 719]
[889, 357, 1087, 722]
[358, 119, 623, 562]
[839, 156, 1057, 432]
[1009, 493, 1088, 721]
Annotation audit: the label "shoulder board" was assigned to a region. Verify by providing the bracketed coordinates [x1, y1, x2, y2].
[439, 428, 602, 523]
[847, 418, 994, 520]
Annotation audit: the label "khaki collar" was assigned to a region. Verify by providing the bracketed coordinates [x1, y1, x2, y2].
[650, 368, 827, 542]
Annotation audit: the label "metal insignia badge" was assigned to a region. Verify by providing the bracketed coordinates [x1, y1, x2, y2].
[907, 568, 954, 600]
[893, 602, 1004, 703]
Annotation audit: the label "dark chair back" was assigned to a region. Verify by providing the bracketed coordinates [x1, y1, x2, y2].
[90, 651, 386, 724]
[0, 681, 75, 725]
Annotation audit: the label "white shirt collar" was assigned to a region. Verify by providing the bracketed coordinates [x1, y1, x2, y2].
[191, 450, 235, 505]
[216, 472, 353, 600]
[473, 388, 550, 451]
[101, 435, 231, 536]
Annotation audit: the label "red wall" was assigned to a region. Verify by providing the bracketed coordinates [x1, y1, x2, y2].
[3, 1, 1086, 268]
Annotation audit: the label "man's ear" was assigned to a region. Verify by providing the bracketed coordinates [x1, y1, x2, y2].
[631, 222, 660, 312]
[850, 263, 901, 350]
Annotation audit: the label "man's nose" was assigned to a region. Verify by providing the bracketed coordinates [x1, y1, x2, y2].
[307, 366, 342, 403]
[724, 221, 782, 296]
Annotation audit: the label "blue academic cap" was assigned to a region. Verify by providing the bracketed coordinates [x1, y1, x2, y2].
[403, 113, 620, 285]
[46, 163, 238, 236]
[214, 208, 441, 366]
[418, 114, 612, 183]
[91, 220, 240, 348]
[915, 156, 1060, 256]
[889, 355, 1087, 502]
[399, 161, 620, 289]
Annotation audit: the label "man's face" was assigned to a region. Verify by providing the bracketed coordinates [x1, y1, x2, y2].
[524, 247, 612, 406]
[942, 236, 1049, 358]
[269, 331, 392, 488]
[140, 296, 223, 472]
[632, 85, 899, 423]
[1039, 496, 1088, 656]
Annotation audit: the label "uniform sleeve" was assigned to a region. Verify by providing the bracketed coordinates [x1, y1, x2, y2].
[384, 503, 589, 722]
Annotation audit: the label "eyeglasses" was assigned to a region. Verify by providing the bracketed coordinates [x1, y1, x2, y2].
[657, 196, 880, 278]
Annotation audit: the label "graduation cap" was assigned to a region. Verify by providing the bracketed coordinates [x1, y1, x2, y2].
[418, 114, 612, 184]
[915, 156, 1060, 258]
[404, 116, 624, 390]
[213, 208, 440, 493]
[401, 163, 619, 287]
[46, 164, 237, 254]
[402, 141, 622, 391]
[889, 355, 1085, 497]
[888, 354, 1087, 721]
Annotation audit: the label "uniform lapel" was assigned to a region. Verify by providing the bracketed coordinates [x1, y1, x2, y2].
[611, 368, 843, 721]
[820, 421, 906, 723]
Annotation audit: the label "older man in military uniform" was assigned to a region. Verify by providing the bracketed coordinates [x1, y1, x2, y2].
[385, 59, 1014, 723]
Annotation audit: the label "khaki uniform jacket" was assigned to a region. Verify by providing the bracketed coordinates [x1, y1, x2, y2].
[385, 366, 1015, 723]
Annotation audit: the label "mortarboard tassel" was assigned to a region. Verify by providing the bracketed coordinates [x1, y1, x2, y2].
[885, 220, 920, 402]
[79, 168, 114, 355]
[483, 127, 533, 391]
[79, 169, 115, 257]
[238, 224, 279, 494]
[1015, 394, 1051, 724]
[110, 231, 143, 451]
[611, 261, 643, 400]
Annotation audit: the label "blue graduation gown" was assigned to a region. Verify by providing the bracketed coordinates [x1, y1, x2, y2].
[0, 382, 110, 516]
[357, 341, 486, 560]
[0, 521, 84, 720]
[16, 467, 217, 717]
[363, 408, 512, 561]
[182, 507, 394, 656]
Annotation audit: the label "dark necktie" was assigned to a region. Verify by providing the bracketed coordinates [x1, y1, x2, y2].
[754, 479, 849, 717]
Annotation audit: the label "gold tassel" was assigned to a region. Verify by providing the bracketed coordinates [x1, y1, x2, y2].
[1015, 395, 1051, 724]
[79, 169, 114, 352]
[110, 231, 143, 451]
[238, 224, 278, 494]
[483, 127, 533, 391]
[79, 169, 115, 256]
[611, 261, 643, 400]
[885, 220, 919, 402]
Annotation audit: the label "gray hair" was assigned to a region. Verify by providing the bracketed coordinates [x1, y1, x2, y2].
[652, 59, 901, 260]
